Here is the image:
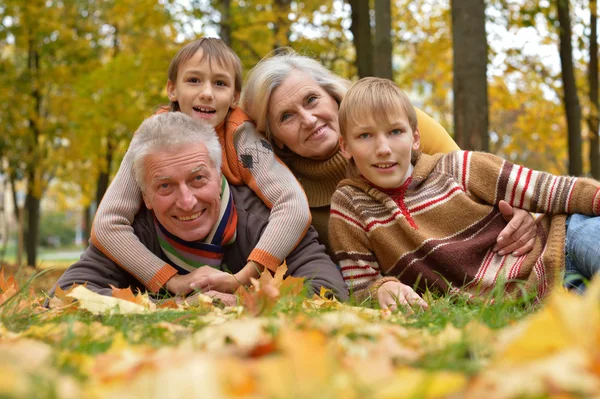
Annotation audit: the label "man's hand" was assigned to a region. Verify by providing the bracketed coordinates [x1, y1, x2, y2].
[376, 281, 428, 312]
[494, 200, 536, 256]
[190, 271, 241, 294]
[165, 266, 224, 296]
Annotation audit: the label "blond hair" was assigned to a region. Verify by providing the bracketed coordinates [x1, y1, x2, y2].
[340, 78, 420, 176]
[129, 113, 222, 192]
[241, 47, 350, 142]
[338, 77, 418, 140]
[166, 37, 243, 112]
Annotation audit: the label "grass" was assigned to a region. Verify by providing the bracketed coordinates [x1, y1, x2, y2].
[0, 266, 567, 398]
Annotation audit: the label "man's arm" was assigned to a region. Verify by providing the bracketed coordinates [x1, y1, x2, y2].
[284, 225, 349, 301]
[49, 244, 145, 298]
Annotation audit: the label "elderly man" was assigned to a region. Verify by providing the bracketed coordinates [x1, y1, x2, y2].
[51, 112, 348, 302]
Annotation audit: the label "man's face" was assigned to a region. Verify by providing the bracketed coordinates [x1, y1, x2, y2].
[142, 143, 222, 242]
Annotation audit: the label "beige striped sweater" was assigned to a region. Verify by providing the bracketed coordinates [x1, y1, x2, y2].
[329, 151, 600, 302]
[91, 107, 311, 292]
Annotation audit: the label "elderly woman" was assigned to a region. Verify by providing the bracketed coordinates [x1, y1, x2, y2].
[241, 49, 535, 255]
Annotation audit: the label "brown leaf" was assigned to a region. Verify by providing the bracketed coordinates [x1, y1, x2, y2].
[0, 269, 18, 292]
[110, 285, 145, 305]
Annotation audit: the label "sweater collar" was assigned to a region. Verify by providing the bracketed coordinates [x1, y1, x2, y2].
[286, 150, 349, 207]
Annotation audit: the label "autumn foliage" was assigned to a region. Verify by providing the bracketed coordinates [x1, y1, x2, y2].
[1, 264, 600, 398]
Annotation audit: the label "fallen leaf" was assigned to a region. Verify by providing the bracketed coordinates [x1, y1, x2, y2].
[68, 285, 149, 315]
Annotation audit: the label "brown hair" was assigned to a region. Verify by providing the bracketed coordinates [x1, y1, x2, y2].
[338, 77, 418, 140]
[166, 37, 243, 112]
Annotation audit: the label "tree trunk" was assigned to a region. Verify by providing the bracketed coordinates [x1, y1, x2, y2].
[24, 186, 40, 267]
[557, 0, 583, 176]
[348, 0, 374, 78]
[25, 32, 41, 267]
[451, 0, 489, 151]
[219, 0, 232, 46]
[273, 0, 292, 50]
[589, 0, 599, 178]
[83, 204, 92, 246]
[95, 141, 113, 206]
[9, 174, 23, 266]
[374, 0, 393, 80]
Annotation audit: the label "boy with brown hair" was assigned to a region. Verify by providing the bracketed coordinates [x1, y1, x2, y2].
[329, 77, 600, 311]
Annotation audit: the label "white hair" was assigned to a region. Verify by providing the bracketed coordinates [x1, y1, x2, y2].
[241, 47, 351, 142]
[129, 112, 222, 192]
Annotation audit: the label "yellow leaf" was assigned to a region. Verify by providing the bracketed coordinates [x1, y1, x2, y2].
[67, 285, 149, 315]
[375, 367, 466, 399]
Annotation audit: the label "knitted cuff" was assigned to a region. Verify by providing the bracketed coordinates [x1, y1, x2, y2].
[147, 264, 178, 293]
[367, 277, 401, 299]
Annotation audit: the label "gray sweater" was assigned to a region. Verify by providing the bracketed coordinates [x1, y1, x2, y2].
[52, 185, 348, 301]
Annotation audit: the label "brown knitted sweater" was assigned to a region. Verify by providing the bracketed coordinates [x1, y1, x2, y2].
[329, 151, 600, 301]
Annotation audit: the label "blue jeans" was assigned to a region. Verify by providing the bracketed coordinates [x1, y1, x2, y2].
[564, 214, 600, 292]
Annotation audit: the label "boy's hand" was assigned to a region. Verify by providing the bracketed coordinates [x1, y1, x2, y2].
[494, 201, 536, 256]
[377, 281, 428, 311]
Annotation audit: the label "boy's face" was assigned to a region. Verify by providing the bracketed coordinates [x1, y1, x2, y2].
[340, 112, 420, 189]
[166, 49, 239, 128]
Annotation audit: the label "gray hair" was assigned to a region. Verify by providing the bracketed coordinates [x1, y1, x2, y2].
[241, 47, 350, 143]
[129, 112, 222, 192]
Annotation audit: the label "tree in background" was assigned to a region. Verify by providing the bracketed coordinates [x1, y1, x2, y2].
[451, 0, 489, 151]
[556, 0, 582, 176]
[374, 0, 393, 80]
[348, 0, 374, 78]
[588, 0, 599, 179]
[0, 0, 102, 266]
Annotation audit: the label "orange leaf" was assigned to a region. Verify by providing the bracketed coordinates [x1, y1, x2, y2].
[279, 276, 305, 297]
[272, 263, 288, 287]
[110, 285, 144, 305]
[0, 269, 18, 292]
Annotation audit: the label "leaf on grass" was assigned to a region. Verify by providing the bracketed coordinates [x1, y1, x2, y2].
[68, 285, 148, 315]
[110, 285, 146, 305]
[374, 367, 466, 399]
[469, 349, 600, 397]
[187, 318, 274, 355]
[47, 284, 80, 309]
[0, 269, 18, 292]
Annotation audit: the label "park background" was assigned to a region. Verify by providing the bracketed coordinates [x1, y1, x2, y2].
[0, 0, 596, 270]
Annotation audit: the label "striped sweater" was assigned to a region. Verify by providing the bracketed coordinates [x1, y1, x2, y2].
[91, 107, 311, 292]
[329, 151, 600, 302]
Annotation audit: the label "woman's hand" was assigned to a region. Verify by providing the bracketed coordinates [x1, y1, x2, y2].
[494, 201, 537, 256]
[376, 281, 428, 312]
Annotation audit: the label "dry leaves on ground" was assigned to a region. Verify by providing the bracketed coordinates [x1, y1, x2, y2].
[1, 266, 600, 398]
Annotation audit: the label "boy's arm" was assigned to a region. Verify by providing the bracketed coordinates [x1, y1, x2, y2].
[455, 151, 600, 215]
[232, 121, 312, 272]
[414, 107, 460, 155]
[91, 149, 178, 293]
[329, 189, 398, 302]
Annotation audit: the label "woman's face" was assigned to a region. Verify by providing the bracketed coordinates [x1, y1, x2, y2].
[267, 72, 340, 160]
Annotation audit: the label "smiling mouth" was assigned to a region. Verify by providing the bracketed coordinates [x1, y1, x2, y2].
[373, 163, 397, 169]
[176, 210, 204, 221]
[193, 106, 216, 115]
[306, 125, 327, 141]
